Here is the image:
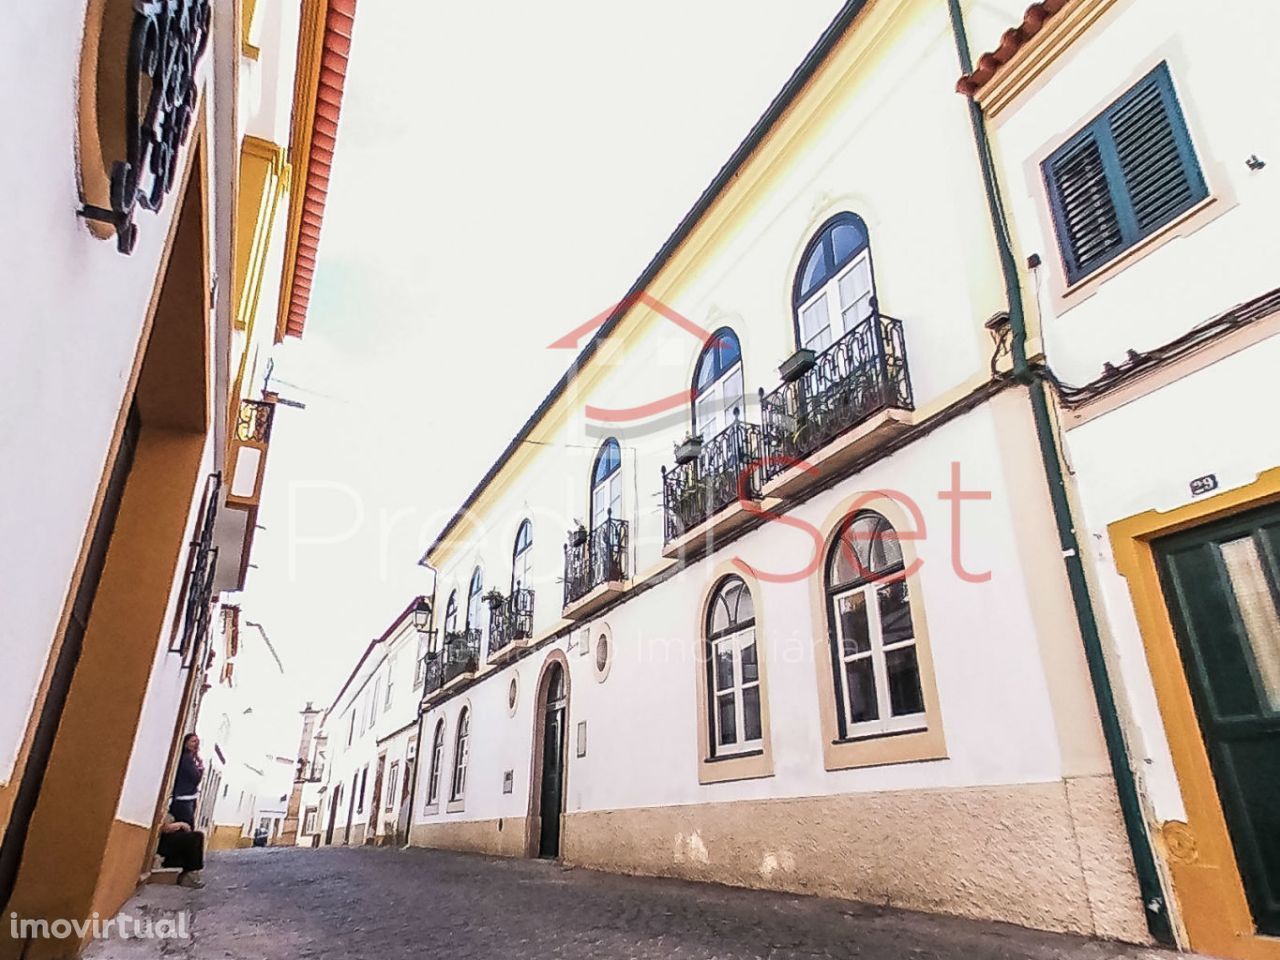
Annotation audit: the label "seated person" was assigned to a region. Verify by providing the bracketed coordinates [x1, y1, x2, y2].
[158, 813, 205, 889]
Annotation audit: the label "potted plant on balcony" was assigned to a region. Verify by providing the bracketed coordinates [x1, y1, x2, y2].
[673, 431, 703, 465]
[778, 347, 817, 383]
[569, 522, 588, 547]
[482, 588, 505, 609]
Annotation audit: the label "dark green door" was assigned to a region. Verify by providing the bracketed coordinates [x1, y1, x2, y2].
[538, 664, 567, 859]
[1157, 504, 1280, 936]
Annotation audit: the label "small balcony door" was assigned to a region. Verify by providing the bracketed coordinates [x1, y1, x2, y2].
[795, 214, 876, 354]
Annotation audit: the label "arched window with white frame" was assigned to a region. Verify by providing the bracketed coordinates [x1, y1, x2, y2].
[590, 438, 622, 530]
[705, 576, 761, 756]
[512, 520, 533, 592]
[465, 567, 484, 632]
[794, 213, 876, 354]
[425, 719, 445, 808]
[449, 707, 470, 801]
[825, 511, 924, 739]
[443, 590, 458, 635]
[691, 327, 745, 440]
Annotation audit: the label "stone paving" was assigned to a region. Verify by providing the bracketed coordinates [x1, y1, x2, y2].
[84, 845, 1187, 960]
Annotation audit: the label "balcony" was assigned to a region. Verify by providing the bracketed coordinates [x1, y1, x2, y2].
[562, 516, 629, 620]
[759, 312, 914, 499]
[216, 396, 278, 592]
[422, 629, 480, 701]
[486, 588, 535, 662]
[661, 415, 764, 559]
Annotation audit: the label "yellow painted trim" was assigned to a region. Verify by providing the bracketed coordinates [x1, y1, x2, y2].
[1109, 466, 1280, 960]
[694, 562, 775, 785]
[241, 0, 261, 60]
[808, 491, 947, 771]
[275, 0, 329, 344]
[229, 136, 290, 435]
[973, 0, 1127, 119]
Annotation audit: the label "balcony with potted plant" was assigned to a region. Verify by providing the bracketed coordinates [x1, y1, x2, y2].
[661, 409, 765, 561]
[759, 309, 914, 499]
[485, 587, 535, 663]
[562, 514, 629, 620]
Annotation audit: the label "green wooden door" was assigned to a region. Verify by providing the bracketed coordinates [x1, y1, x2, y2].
[1157, 505, 1280, 936]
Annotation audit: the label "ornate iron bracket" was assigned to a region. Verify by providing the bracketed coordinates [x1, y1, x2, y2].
[80, 0, 212, 254]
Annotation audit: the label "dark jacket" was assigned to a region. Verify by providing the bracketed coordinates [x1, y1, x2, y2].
[173, 751, 203, 797]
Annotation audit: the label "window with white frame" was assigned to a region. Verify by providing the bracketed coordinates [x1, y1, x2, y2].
[450, 707, 470, 801]
[512, 519, 533, 592]
[385, 761, 399, 811]
[385, 658, 395, 711]
[691, 327, 745, 440]
[705, 576, 762, 756]
[443, 590, 459, 635]
[794, 213, 876, 354]
[425, 719, 445, 809]
[466, 568, 484, 633]
[590, 438, 623, 529]
[825, 511, 924, 739]
[302, 807, 317, 835]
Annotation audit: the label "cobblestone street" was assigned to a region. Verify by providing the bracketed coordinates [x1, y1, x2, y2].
[85, 846, 1186, 960]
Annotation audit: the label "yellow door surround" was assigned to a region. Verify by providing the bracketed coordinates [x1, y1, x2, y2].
[1109, 466, 1280, 960]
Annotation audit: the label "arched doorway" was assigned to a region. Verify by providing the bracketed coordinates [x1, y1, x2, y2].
[528, 653, 569, 859]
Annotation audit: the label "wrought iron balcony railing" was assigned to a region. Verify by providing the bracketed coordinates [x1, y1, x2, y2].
[661, 415, 763, 543]
[487, 588, 535, 656]
[423, 629, 481, 693]
[759, 311, 912, 482]
[235, 398, 275, 443]
[563, 517, 629, 608]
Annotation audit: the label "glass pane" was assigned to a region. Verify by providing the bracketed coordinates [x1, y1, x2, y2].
[845, 657, 879, 724]
[800, 297, 830, 349]
[722, 366, 745, 424]
[591, 483, 609, 527]
[1221, 537, 1280, 711]
[694, 351, 717, 393]
[831, 219, 868, 265]
[877, 581, 912, 647]
[740, 637, 758, 683]
[835, 592, 870, 656]
[742, 686, 762, 742]
[593, 439, 620, 485]
[714, 643, 735, 692]
[732, 581, 753, 625]
[695, 392, 718, 439]
[885, 646, 924, 717]
[837, 254, 874, 323]
[799, 244, 828, 299]
[716, 693, 737, 745]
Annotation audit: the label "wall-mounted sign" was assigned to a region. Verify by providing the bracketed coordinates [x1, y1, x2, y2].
[1189, 474, 1219, 497]
[502, 770, 513, 794]
[576, 721, 587, 758]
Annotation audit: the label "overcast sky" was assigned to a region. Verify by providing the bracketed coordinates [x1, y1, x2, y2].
[237, 1, 847, 734]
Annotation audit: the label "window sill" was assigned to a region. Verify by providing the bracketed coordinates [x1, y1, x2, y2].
[697, 745, 773, 785]
[421, 803, 439, 817]
[446, 799, 465, 814]
[832, 724, 927, 746]
[822, 723, 946, 772]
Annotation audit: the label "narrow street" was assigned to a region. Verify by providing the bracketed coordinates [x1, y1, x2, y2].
[86, 847, 1181, 960]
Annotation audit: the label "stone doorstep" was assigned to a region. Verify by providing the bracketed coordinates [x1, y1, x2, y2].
[145, 867, 182, 886]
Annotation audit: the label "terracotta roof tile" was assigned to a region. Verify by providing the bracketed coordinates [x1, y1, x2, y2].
[284, 0, 358, 339]
[956, 0, 1068, 97]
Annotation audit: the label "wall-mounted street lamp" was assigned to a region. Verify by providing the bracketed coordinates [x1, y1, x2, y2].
[412, 597, 433, 633]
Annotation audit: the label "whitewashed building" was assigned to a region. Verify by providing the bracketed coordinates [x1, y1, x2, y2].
[317, 598, 426, 847]
[0, 0, 357, 948]
[960, 1, 1280, 957]
[398, 0, 1175, 947]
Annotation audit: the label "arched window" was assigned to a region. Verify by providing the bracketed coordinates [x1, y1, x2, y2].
[691, 327, 744, 439]
[425, 719, 445, 808]
[705, 576, 761, 756]
[465, 567, 484, 631]
[590, 438, 622, 529]
[825, 511, 923, 738]
[443, 590, 459, 635]
[512, 519, 533, 592]
[793, 213, 876, 354]
[450, 707, 470, 801]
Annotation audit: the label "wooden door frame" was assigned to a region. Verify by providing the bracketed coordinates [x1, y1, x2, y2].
[524, 650, 570, 859]
[1110, 465, 1280, 960]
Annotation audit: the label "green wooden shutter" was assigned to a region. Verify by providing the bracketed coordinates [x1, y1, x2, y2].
[1045, 134, 1125, 278]
[1043, 62, 1207, 284]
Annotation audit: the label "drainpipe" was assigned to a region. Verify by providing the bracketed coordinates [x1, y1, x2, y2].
[945, 1, 1173, 945]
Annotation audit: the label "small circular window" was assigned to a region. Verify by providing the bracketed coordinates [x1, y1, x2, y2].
[594, 632, 611, 682]
[507, 676, 519, 715]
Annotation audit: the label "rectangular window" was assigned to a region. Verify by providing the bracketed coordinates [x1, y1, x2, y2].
[709, 627, 762, 755]
[1043, 62, 1207, 284]
[832, 579, 925, 738]
[302, 808, 317, 835]
[386, 761, 399, 811]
